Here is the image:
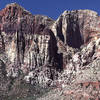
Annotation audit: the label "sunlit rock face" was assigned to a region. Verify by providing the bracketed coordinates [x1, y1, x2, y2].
[51, 10, 100, 48]
[1, 3, 100, 75]
[0, 3, 61, 77]
[1, 3, 100, 99]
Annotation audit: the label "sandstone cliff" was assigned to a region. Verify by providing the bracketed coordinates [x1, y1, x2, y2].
[0, 3, 100, 100]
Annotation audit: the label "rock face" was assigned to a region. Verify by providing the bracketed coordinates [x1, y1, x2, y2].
[1, 3, 100, 100]
[0, 3, 61, 77]
[51, 10, 100, 48]
[37, 39, 100, 100]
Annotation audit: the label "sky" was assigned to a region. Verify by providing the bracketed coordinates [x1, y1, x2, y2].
[0, 0, 100, 20]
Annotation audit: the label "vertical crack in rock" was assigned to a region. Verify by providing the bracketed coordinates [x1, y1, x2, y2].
[51, 10, 100, 48]
[1, 3, 100, 99]
[0, 3, 62, 79]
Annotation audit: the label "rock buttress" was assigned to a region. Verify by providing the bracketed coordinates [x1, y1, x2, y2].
[51, 10, 100, 48]
[0, 3, 62, 77]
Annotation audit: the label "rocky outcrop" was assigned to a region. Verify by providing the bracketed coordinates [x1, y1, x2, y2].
[0, 59, 9, 99]
[0, 3, 62, 78]
[37, 38, 100, 100]
[1, 3, 100, 100]
[51, 10, 100, 48]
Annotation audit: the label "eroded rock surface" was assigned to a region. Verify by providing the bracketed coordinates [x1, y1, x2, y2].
[0, 3, 100, 100]
[51, 10, 100, 48]
[0, 3, 61, 77]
